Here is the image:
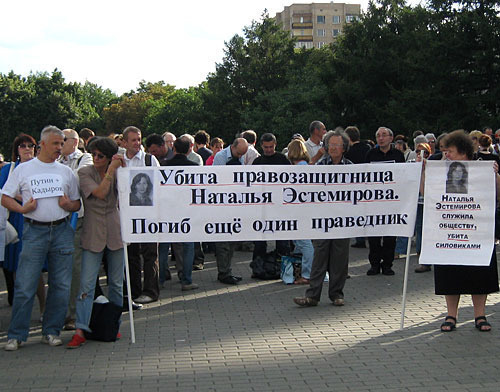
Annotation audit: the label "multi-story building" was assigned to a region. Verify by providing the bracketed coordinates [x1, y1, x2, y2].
[275, 3, 361, 49]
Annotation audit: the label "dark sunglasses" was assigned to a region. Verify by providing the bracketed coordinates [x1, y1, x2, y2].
[19, 143, 35, 149]
[91, 152, 106, 159]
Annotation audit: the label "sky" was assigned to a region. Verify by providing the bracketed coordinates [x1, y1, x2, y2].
[0, 0, 421, 95]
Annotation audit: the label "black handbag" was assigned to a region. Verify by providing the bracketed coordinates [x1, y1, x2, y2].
[84, 302, 122, 342]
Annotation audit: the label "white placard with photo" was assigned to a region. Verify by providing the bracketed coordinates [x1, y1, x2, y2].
[419, 160, 495, 266]
[117, 163, 422, 243]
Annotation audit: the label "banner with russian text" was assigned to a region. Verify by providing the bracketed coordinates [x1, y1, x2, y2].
[419, 160, 495, 266]
[117, 163, 421, 243]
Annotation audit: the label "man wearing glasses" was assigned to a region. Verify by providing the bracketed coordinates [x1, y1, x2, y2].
[58, 129, 93, 331]
[364, 127, 405, 276]
[162, 132, 176, 160]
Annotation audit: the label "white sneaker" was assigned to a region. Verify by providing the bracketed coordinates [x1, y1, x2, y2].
[5, 339, 21, 351]
[41, 334, 63, 346]
[134, 295, 154, 304]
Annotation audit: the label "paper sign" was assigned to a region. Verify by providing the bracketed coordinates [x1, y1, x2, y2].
[419, 161, 495, 266]
[29, 173, 64, 199]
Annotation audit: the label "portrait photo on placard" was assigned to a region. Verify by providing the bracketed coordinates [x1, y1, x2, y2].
[445, 161, 468, 194]
[129, 171, 154, 206]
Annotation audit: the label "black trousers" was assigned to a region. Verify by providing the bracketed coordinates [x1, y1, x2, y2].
[126, 242, 159, 300]
[368, 236, 396, 268]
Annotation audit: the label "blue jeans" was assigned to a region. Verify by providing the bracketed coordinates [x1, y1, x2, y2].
[8, 220, 74, 341]
[75, 247, 124, 332]
[395, 236, 408, 255]
[293, 240, 314, 279]
[158, 242, 193, 285]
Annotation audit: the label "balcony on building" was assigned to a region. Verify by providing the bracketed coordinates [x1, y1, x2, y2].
[296, 35, 314, 42]
[291, 12, 313, 29]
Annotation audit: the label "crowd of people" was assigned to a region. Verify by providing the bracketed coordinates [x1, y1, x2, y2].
[1, 122, 499, 352]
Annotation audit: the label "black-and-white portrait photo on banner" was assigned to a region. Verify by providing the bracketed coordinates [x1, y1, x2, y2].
[446, 161, 468, 194]
[129, 171, 154, 206]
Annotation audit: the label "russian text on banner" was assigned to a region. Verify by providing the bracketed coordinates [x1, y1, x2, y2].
[117, 163, 421, 243]
[420, 160, 495, 266]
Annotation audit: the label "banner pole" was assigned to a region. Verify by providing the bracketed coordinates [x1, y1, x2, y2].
[123, 242, 135, 343]
[400, 236, 413, 330]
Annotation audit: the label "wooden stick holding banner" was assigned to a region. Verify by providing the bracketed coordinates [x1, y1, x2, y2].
[400, 236, 413, 330]
[123, 242, 135, 343]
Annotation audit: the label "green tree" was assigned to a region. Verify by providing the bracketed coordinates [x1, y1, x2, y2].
[102, 81, 175, 134]
[202, 11, 297, 144]
[69, 81, 118, 132]
[145, 86, 207, 135]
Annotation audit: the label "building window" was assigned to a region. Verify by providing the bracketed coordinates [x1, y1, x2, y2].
[317, 29, 326, 37]
[295, 42, 313, 49]
[332, 15, 341, 24]
[317, 15, 325, 24]
[300, 16, 304, 23]
[318, 42, 326, 48]
[346, 15, 359, 23]
[332, 29, 340, 37]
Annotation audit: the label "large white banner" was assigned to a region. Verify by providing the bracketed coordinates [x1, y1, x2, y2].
[117, 163, 422, 243]
[419, 160, 495, 266]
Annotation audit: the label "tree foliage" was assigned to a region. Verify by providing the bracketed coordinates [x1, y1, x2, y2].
[0, 70, 117, 156]
[1, 1, 499, 156]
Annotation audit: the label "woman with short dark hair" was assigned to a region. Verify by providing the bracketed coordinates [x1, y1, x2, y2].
[423, 130, 499, 332]
[67, 138, 125, 348]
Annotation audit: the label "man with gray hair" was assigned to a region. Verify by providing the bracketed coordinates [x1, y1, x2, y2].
[3, 125, 81, 351]
[364, 127, 405, 276]
[424, 133, 437, 154]
[180, 134, 203, 166]
[163, 132, 176, 154]
[407, 134, 428, 161]
[294, 130, 352, 307]
[58, 129, 92, 330]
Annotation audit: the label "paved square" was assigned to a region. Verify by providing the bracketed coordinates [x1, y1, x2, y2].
[1, 245, 499, 391]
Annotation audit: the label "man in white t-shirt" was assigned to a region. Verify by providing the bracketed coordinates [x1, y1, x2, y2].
[2, 125, 81, 351]
[305, 121, 327, 164]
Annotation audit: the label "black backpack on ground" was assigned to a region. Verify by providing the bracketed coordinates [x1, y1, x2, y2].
[250, 251, 281, 280]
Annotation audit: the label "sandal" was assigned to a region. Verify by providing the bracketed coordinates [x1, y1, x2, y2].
[440, 316, 457, 332]
[474, 316, 491, 332]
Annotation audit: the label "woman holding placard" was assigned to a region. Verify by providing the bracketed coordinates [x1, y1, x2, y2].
[67, 137, 125, 348]
[421, 130, 499, 332]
